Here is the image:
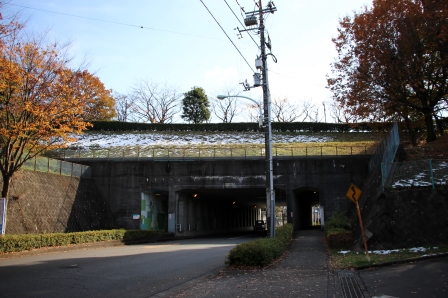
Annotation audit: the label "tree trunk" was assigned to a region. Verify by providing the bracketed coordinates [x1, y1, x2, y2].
[424, 111, 437, 142]
[1, 174, 10, 199]
[404, 116, 417, 147]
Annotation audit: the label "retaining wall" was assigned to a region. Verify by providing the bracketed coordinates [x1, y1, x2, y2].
[360, 189, 448, 249]
[2, 171, 114, 234]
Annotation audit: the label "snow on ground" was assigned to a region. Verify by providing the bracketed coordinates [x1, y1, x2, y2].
[390, 161, 448, 189]
[338, 247, 440, 255]
[68, 131, 334, 149]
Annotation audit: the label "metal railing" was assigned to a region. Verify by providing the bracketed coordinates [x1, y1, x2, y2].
[382, 159, 448, 189]
[55, 144, 377, 161]
[22, 155, 91, 178]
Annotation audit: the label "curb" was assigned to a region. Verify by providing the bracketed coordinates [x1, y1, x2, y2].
[0, 234, 175, 260]
[355, 252, 448, 270]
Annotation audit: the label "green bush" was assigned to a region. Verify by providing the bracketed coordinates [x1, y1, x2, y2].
[225, 223, 294, 267]
[0, 229, 166, 253]
[88, 121, 395, 133]
[324, 212, 353, 250]
[324, 211, 351, 237]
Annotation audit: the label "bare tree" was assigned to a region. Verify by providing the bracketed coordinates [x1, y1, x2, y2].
[210, 87, 242, 123]
[113, 92, 134, 122]
[328, 101, 356, 123]
[271, 97, 300, 122]
[295, 99, 317, 122]
[242, 102, 262, 123]
[131, 80, 181, 123]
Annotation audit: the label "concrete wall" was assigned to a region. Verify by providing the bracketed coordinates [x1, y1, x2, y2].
[2, 171, 114, 234]
[83, 156, 371, 235]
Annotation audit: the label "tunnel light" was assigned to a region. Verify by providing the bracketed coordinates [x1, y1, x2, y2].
[193, 193, 198, 198]
[232, 201, 236, 205]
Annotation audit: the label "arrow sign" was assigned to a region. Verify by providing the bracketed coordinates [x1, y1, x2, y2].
[346, 183, 362, 203]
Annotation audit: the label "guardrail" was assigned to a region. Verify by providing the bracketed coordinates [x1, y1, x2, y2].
[22, 155, 91, 178]
[53, 145, 377, 160]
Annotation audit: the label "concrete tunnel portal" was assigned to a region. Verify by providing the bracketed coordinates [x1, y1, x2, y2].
[84, 155, 371, 236]
[141, 187, 288, 236]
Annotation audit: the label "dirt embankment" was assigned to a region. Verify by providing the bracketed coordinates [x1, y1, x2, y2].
[403, 133, 448, 161]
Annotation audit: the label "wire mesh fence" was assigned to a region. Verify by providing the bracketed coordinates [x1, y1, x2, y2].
[22, 155, 91, 178]
[53, 144, 376, 160]
[383, 159, 448, 189]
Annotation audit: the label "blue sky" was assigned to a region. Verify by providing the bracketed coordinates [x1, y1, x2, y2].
[5, 0, 370, 122]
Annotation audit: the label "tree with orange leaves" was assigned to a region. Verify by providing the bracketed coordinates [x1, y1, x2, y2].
[0, 28, 111, 199]
[327, 0, 448, 142]
[70, 70, 117, 121]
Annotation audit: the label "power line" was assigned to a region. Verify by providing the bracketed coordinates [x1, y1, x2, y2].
[223, 0, 260, 49]
[199, 0, 256, 74]
[5, 2, 226, 42]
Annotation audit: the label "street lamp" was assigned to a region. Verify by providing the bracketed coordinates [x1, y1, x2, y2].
[217, 95, 263, 127]
[217, 94, 275, 237]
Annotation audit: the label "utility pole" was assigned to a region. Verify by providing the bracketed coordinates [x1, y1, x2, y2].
[240, 1, 277, 237]
[258, 0, 275, 238]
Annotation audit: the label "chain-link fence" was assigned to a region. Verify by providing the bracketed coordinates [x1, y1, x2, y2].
[22, 155, 91, 178]
[53, 145, 376, 160]
[382, 159, 448, 189]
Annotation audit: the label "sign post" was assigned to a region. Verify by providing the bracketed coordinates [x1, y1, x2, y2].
[346, 183, 370, 260]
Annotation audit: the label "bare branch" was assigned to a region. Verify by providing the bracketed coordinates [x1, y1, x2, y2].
[131, 79, 181, 124]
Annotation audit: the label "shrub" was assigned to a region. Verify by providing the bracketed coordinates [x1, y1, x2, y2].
[324, 212, 353, 250]
[0, 229, 166, 253]
[327, 233, 353, 250]
[324, 211, 351, 237]
[225, 224, 293, 267]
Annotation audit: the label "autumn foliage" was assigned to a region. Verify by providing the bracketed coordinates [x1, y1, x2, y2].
[0, 13, 114, 198]
[327, 0, 448, 143]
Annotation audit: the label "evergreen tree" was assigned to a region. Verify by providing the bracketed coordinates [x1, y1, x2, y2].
[181, 87, 211, 124]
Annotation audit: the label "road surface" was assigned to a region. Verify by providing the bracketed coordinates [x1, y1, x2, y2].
[0, 232, 262, 298]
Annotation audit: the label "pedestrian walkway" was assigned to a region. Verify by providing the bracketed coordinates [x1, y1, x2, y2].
[171, 229, 340, 297]
[168, 230, 448, 298]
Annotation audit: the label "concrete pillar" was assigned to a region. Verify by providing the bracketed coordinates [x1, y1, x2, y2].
[177, 196, 185, 234]
[167, 168, 176, 233]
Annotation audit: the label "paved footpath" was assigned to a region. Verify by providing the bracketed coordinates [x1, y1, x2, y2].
[167, 229, 342, 298]
[165, 230, 448, 298]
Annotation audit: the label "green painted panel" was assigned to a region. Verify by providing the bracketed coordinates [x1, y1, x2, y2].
[144, 218, 152, 230]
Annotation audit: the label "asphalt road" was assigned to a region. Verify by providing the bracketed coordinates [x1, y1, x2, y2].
[358, 257, 448, 298]
[0, 232, 263, 298]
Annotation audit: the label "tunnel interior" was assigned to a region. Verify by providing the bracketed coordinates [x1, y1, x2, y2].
[294, 188, 320, 230]
[174, 187, 286, 235]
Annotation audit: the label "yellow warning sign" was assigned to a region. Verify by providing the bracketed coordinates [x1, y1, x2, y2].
[346, 183, 362, 203]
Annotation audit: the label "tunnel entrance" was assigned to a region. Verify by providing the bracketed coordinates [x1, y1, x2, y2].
[175, 187, 286, 236]
[294, 187, 320, 230]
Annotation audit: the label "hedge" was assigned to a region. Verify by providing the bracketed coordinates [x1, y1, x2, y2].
[324, 212, 353, 250]
[0, 229, 166, 253]
[225, 223, 294, 267]
[88, 121, 397, 133]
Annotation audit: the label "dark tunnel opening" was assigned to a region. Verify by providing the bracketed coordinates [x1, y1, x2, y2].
[173, 187, 287, 235]
[294, 188, 320, 230]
